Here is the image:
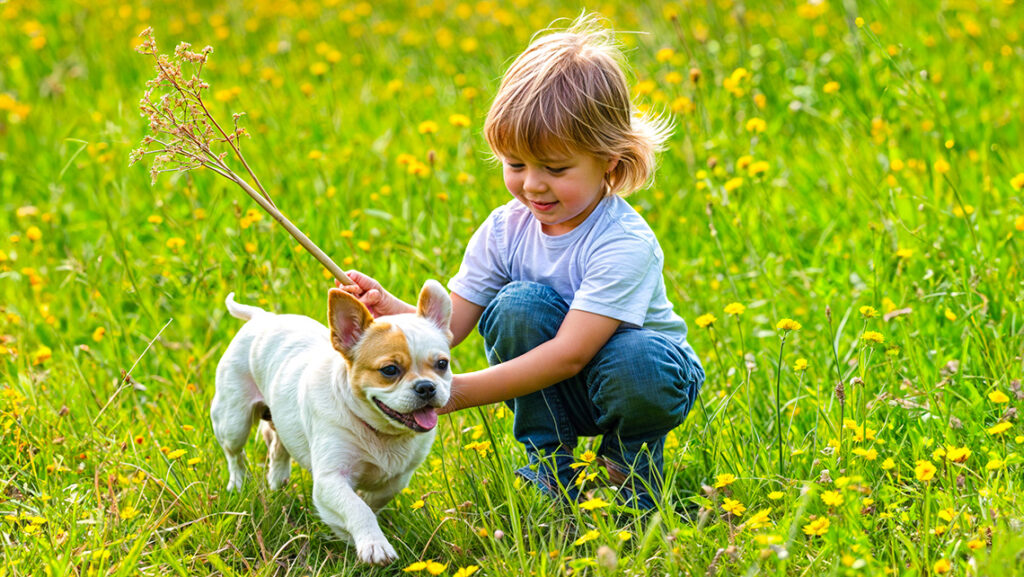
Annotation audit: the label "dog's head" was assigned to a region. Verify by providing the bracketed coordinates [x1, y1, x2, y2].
[327, 280, 453, 435]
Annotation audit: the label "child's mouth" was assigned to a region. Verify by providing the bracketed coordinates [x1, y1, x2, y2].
[530, 200, 557, 212]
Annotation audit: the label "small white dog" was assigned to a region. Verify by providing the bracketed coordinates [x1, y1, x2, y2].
[211, 281, 452, 565]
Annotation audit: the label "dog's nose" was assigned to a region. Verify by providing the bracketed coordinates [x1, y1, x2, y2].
[413, 380, 436, 400]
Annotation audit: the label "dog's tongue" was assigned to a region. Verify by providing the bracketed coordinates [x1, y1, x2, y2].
[412, 407, 438, 431]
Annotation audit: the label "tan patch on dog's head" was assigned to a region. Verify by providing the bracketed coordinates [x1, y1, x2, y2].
[347, 322, 412, 398]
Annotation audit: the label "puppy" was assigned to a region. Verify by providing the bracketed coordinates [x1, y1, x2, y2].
[211, 281, 452, 565]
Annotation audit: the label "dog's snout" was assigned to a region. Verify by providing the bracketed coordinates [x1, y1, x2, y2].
[413, 380, 436, 400]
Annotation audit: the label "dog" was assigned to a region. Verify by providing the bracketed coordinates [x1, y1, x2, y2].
[211, 281, 452, 565]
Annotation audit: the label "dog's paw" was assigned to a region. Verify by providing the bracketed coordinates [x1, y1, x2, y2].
[356, 537, 397, 565]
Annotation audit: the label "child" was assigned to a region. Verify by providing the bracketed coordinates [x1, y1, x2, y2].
[340, 14, 704, 509]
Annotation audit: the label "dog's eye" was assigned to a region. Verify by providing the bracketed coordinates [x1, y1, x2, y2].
[379, 364, 401, 378]
[435, 359, 449, 372]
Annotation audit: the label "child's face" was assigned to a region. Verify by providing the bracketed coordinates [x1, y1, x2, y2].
[501, 149, 618, 236]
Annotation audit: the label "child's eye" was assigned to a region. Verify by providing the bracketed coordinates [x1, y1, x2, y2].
[546, 166, 567, 174]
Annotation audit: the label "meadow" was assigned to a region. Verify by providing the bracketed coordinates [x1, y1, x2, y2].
[2, 0, 1023, 575]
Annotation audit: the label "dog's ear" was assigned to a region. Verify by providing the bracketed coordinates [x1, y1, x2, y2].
[328, 288, 374, 357]
[417, 279, 453, 339]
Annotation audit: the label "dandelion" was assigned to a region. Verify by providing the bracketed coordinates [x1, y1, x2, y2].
[724, 302, 746, 316]
[776, 318, 802, 331]
[411, 499, 424, 510]
[92, 327, 106, 342]
[933, 559, 952, 574]
[721, 497, 746, 516]
[448, 114, 470, 127]
[934, 159, 950, 174]
[986, 458, 1004, 471]
[802, 517, 830, 536]
[987, 422, 1012, 435]
[768, 491, 784, 500]
[166, 237, 186, 251]
[573, 529, 600, 546]
[748, 161, 770, 177]
[988, 390, 1010, 404]
[946, 446, 971, 463]
[820, 491, 844, 507]
[860, 331, 884, 344]
[403, 562, 427, 573]
[793, 358, 809, 371]
[167, 449, 186, 460]
[26, 226, 42, 241]
[915, 460, 937, 482]
[119, 505, 140, 520]
[453, 567, 480, 577]
[713, 473, 736, 488]
[823, 81, 840, 94]
[417, 120, 439, 135]
[895, 248, 913, 259]
[724, 177, 744, 192]
[859, 306, 878, 318]
[617, 531, 632, 541]
[579, 497, 611, 511]
[881, 458, 896, 470]
[695, 313, 716, 328]
[745, 117, 767, 133]
[1009, 173, 1024, 190]
[744, 508, 772, 530]
[32, 345, 52, 365]
[425, 561, 447, 575]
[852, 447, 878, 461]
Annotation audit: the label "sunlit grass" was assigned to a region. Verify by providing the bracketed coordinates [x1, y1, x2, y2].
[2, 0, 1024, 575]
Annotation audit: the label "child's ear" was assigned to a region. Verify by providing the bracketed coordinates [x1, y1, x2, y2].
[605, 155, 620, 174]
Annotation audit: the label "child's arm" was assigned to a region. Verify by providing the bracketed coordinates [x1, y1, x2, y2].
[440, 309, 620, 413]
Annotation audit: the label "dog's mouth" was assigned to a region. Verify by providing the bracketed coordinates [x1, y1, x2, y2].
[373, 398, 438, 432]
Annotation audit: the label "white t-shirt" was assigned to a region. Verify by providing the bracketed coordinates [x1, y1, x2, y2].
[448, 195, 691, 348]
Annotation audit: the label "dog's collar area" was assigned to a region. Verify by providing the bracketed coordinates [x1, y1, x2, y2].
[372, 398, 438, 432]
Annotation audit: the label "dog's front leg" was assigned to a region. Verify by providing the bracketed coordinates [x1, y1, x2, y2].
[312, 471, 397, 565]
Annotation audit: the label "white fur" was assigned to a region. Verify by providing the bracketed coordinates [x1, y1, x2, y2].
[211, 281, 452, 565]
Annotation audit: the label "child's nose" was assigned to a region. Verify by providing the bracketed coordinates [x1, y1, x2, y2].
[523, 169, 546, 193]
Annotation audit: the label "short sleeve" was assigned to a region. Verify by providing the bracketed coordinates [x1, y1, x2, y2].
[447, 209, 510, 308]
[570, 236, 660, 326]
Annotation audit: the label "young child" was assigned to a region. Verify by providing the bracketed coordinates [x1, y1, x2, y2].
[340, 14, 704, 509]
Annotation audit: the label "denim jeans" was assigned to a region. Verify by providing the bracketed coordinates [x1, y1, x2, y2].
[478, 281, 704, 509]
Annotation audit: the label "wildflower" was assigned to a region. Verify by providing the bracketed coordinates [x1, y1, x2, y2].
[881, 458, 896, 470]
[933, 559, 951, 574]
[986, 422, 1012, 436]
[579, 497, 610, 511]
[1010, 173, 1024, 190]
[453, 567, 480, 577]
[448, 114, 470, 127]
[120, 505, 140, 520]
[724, 177, 744, 192]
[418, 121, 439, 135]
[724, 302, 746, 316]
[934, 159, 951, 174]
[721, 498, 746, 516]
[411, 499, 424, 510]
[776, 318, 802, 331]
[768, 491, 784, 500]
[988, 390, 1010, 404]
[745, 117, 767, 133]
[743, 508, 772, 530]
[748, 161, 770, 176]
[167, 449, 186, 460]
[915, 460, 937, 482]
[823, 81, 840, 94]
[820, 491, 844, 507]
[655, 47, 675, 62]
[573, 529, 600, 546]
[1014, 215, 1024, 231]
[793, 358, 809, 371]
[695, 313, 717, 328]
[166, 237, 186, 251]
[802, 517, 830, 536]
[851, 447, 878, 461]
[403, 562, 427, 573]
[617, 531, 632, 541]
[32, 345, 52, 365]
[859, 306, 878, 318]
[895, 248, 913, 259]
[967, 539, 985, 550]
[26, 226, 42, 241]
[861, 331, 884, 344]
[946, 446, 971, 463]
[986, 458, 1004, 471]
[147, 215, 163, 224]
[713, 473, 736, 488]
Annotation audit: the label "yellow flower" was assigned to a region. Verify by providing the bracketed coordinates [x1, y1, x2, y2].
[743, 508, 772, 530]
[967, 539, 985, 550]
[858, 306, 878, 318]
[820, 491, 844, 507]
[793, 358, 809, 371]
[418, 120, 439, 134]
[944, 308, 958, 322]
[745, 117, 767, 133]
[852, 447, 878, 461]
[881, 458, 896, 470]
[915, 460, 936, 482]
[573, 529, 600, 546]
[166, 237, 186, 251]
[861, 331, 884, 344]
[92, 327, 106, 342]
[32, 345, 52, 365]
[802, 517, 830, 536]
[988, 390, 1010, 404]
[947, 446, 971, 463]
[147, 214, 163, 225]
[987, 422, 1012, 436]
[411, 499, 424, 510]
[453, 567, 480, 577]
[721, 497, 746, 516]
[655, 47, 675, 62]
[403, 562, 427, 573]
[767, 491, 784, 500]
[1010, 173, 1024, 190]
[579, 497, 610, 511]
[119, 505, 140, 520]
[933, 559, 952, 574]
[448, 114, 470, 127]
[823, 81, 840, 94]
[934, 159, 951, 174]
[713, 473, 736, 488]
[425, 561, 447, 575]
[724, 302, 746, 316]
[724, 177, 744, 192]
[776, 318, 802, 331]
[986, 458, 1004, 471]
[617, 531, 632, 541]
[895, 248, 913, 259]
[695, 313, 717, 328]
[1015, 215, 1024, 231]
[748, 161, 770, 177]
[167, 449, 186, 460]
[26, 226, 43, 241]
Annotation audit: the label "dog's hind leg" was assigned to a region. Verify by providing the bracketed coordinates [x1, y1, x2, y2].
[212, 357, 262, 492]
[259, 420, 292, 490]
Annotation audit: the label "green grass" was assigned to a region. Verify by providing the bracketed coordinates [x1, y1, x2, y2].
[2, 0, 1024, 575]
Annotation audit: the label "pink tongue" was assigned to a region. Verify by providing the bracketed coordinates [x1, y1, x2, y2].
[412, 408, 438, 431]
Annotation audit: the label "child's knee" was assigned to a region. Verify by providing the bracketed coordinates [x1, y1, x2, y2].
[479, 282, 568, 359]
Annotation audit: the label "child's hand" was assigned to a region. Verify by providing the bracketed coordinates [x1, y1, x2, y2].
[335, 270, 412, 318]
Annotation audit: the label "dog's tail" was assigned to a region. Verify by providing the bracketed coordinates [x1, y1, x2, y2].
[225, 292, 267, 321]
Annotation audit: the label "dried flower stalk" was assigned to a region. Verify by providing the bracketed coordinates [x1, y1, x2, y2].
[129, 28, 353, 286]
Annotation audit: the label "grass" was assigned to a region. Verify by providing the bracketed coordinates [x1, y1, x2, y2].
[2, 0, 1024, 575]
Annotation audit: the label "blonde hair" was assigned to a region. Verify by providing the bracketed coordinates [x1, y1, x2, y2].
[484, 13, 672, 197]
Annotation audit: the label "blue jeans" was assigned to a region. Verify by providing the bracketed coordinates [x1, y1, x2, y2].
[478, 281, 704, 509]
